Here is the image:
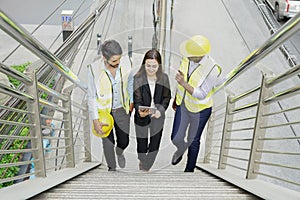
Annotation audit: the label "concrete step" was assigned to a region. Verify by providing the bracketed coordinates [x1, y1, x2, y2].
[31, 165, 261, 200]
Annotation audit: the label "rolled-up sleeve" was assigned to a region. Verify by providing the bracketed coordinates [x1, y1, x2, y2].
[192, 67, 223, 100]
[127, 70, 134, 103]
[87, 67, 99, 120]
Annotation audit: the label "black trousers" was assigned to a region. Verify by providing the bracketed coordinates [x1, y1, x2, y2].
[135, 116, 164, 170]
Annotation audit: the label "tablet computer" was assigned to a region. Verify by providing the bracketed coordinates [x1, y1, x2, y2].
[138, 106, 157, 114]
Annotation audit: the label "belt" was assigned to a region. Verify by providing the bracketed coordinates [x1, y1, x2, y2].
[111, 107, 124, 112]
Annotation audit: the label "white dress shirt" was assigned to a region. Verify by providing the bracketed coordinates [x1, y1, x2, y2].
[190, 56, 223, 100]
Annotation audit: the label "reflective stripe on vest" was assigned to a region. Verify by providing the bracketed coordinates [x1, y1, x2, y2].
[176, 56, 221, 113]
[97, 66, 130, 114]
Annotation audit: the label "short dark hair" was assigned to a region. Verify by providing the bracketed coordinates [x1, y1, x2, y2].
[136, 49, 163, 80]
[101, 40, 123, 60]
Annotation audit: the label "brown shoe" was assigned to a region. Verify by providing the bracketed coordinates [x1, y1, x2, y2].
[139, 162, 149, 172]
[139, 161, 144, 170]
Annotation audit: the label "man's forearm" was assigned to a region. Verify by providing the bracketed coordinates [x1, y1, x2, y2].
[180, 81, 194, 96]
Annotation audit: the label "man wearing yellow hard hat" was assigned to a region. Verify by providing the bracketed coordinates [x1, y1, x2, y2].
[87, 40, 132, 171]
[171, 35, 223, 172]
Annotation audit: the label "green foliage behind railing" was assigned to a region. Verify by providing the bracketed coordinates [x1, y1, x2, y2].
[0, 127, 29, 188]
[0, 62, 31, 188]
[8, 62, 30, 88]
[1, 62, 57, 188]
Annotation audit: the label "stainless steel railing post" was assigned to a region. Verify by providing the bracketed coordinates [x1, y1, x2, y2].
[204, 109, 215, 163]
[25, 69, 46, 177]
[62, 92, 75, 168]
[83, 100, 92, 162]
[246, 73, 271, 179]
[218, 95, 235, 169]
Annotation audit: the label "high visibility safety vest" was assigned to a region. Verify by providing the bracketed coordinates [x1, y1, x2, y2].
[92, 64, 131, 114]
[175, 56, 222, 113]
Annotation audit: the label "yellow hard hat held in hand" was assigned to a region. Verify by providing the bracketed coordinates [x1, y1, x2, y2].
[92, 110, 114, 138]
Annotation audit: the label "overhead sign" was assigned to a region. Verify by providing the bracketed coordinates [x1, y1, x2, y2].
[61, 10, 74, 31]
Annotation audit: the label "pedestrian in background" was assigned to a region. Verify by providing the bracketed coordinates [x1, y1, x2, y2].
[41, 118, 55, 153]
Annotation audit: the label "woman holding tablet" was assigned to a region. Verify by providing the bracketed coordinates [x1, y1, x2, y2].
[133, 49, 171, 171]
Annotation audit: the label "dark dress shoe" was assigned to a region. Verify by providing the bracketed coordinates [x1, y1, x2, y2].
[108, 167, 116, 171]
[171, 152, 183, 165]
[184, 168, 194, 172]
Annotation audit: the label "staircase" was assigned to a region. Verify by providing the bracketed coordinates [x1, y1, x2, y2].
[31, 165, 260, 199]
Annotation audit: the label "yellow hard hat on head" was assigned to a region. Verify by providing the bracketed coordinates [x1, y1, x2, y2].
[92, 110, 114, 138]
[180, 35, 211, 57]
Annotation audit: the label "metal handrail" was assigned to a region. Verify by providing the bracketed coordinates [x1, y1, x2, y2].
[212, 12, 300, 95]
[0, 1, 299, 199]
[266, 64, 300, 87]
[205, 36, 300, 200]
[231, 64, 300, 105]
[202, 12, 300, 198]
[38, 83, 68, 102]
[0, 10, 87, 91]
[0, 0, 111, 94]
[0, 63, 32, 85]
[0, 0, 112, 187]
[0, 82, 34, 103]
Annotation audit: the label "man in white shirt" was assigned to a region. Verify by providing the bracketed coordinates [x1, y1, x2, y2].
[87, 40, 132, 171]
[171, 35, 223, 172]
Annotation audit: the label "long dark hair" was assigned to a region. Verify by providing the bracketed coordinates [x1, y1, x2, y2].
[135, 49, 163, 81]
